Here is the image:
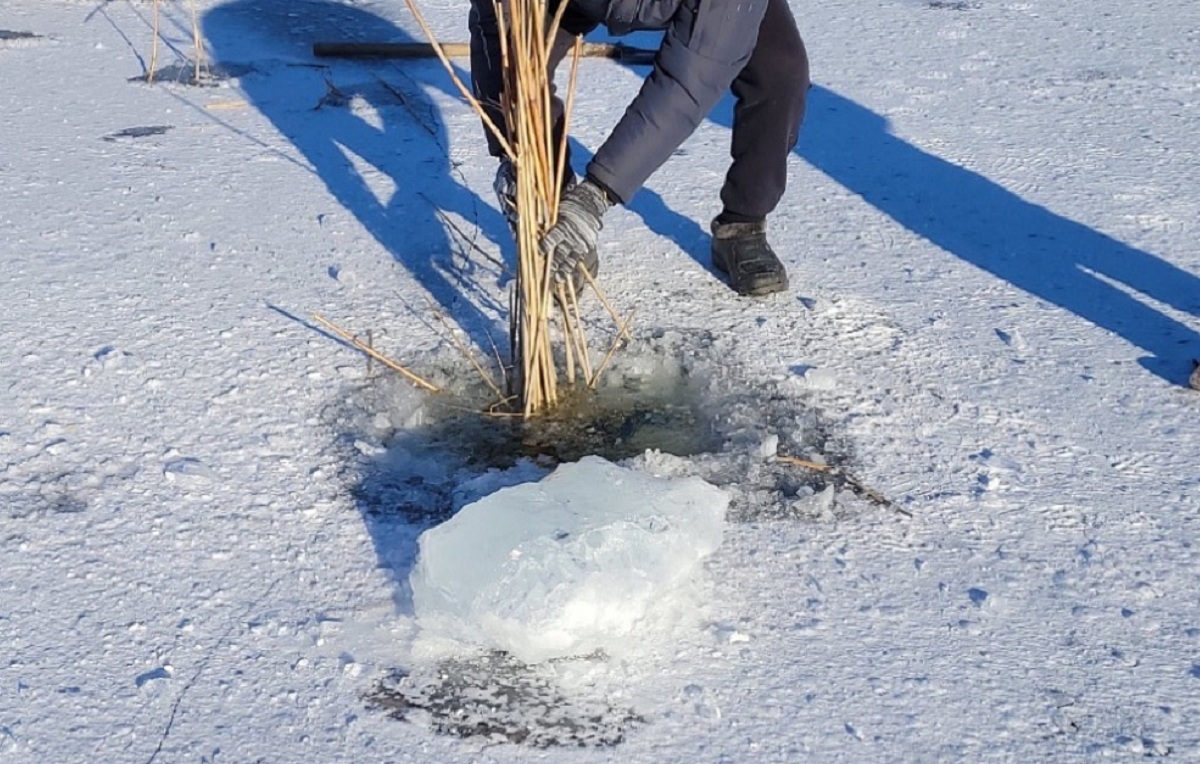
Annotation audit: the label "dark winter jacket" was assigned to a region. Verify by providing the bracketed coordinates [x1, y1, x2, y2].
[471, 0, 770, 204]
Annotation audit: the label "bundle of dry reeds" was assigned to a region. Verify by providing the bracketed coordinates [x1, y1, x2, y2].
[497, 0, 589, 415]
[376, 0, 629, 415]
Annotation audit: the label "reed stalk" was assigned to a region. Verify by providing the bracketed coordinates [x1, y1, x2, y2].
[393, 0, 624, 416]
[188, 0, 207, 83]
[499, 0, 589, 416]
[149, 0, 160, 84]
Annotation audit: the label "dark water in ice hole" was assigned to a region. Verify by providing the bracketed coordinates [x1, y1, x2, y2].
[404, 371, 722, 468]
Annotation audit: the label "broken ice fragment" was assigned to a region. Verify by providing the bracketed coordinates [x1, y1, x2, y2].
[409, 456, 729, 663]
[163, 457, 216, 485]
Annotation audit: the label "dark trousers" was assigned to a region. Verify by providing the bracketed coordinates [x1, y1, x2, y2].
[468, 0, 809, 223]
[720, 0, 809, 223]
[469, 0, 584, 191]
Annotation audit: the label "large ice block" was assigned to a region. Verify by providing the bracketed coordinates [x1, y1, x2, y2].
[409, 455, 729, 663]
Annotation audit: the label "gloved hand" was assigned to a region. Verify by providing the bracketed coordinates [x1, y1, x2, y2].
[495, 157, 580, 233]
[493, 157, 519, 233]
[541, 178, 610, 287]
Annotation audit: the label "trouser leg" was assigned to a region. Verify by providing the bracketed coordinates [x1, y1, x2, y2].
[468, 0, 510, 158]
[470, 0, 594, 170]
[718, 0, 809, 223]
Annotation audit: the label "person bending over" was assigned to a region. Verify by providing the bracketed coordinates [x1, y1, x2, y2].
[469, 0, 809, 296]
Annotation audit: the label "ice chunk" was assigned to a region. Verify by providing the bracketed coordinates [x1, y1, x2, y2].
[409, 455, 728, 663]
[757, 433, 779, 460]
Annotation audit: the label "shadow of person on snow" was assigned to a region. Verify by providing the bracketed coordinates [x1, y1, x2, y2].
[788, 85, 1200, 385]
[204, 0, 524, 612]
[203, 0, 512, 353]
[620, 74, 1200, 385]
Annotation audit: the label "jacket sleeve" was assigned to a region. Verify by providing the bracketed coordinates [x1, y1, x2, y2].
[586, 0, 770, 203]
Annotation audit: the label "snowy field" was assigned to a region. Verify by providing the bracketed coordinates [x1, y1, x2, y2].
[2, 0, 1199, 761]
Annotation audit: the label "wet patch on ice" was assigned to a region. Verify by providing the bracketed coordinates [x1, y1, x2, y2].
[925, 1, 981, 9]
[0, 30, 49, 48]
[130, 62, 255, 87]
[102, 125, 174, 142]
[366, 652, 641, 747]
[329, 329, 892, 747]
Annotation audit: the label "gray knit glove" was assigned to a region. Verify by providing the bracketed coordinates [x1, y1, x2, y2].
[493, 158, 519, 233]
[541, 178, 610, 286]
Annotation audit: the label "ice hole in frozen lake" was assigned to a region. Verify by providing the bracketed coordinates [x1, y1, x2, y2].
[343, 333, 724, 482]
[338, 332, 860, 529]
[395, 339, 723, 468]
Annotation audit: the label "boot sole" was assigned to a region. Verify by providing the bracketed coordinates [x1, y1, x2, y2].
[712, 251, 789, 297]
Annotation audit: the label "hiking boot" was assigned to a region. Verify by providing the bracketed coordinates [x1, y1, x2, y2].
[711, 220, 789, 296]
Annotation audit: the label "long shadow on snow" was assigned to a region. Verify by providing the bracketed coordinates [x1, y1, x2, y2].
[203, 0, 510, 351]
[766, 86, 1199, 383]
[611, 73, 1200, 384]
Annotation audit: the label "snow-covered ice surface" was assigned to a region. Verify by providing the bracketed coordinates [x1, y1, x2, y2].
[2, 0, 1199, 761]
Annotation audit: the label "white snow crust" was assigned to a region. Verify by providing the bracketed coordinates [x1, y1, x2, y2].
[2, 0, 1199, 761]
